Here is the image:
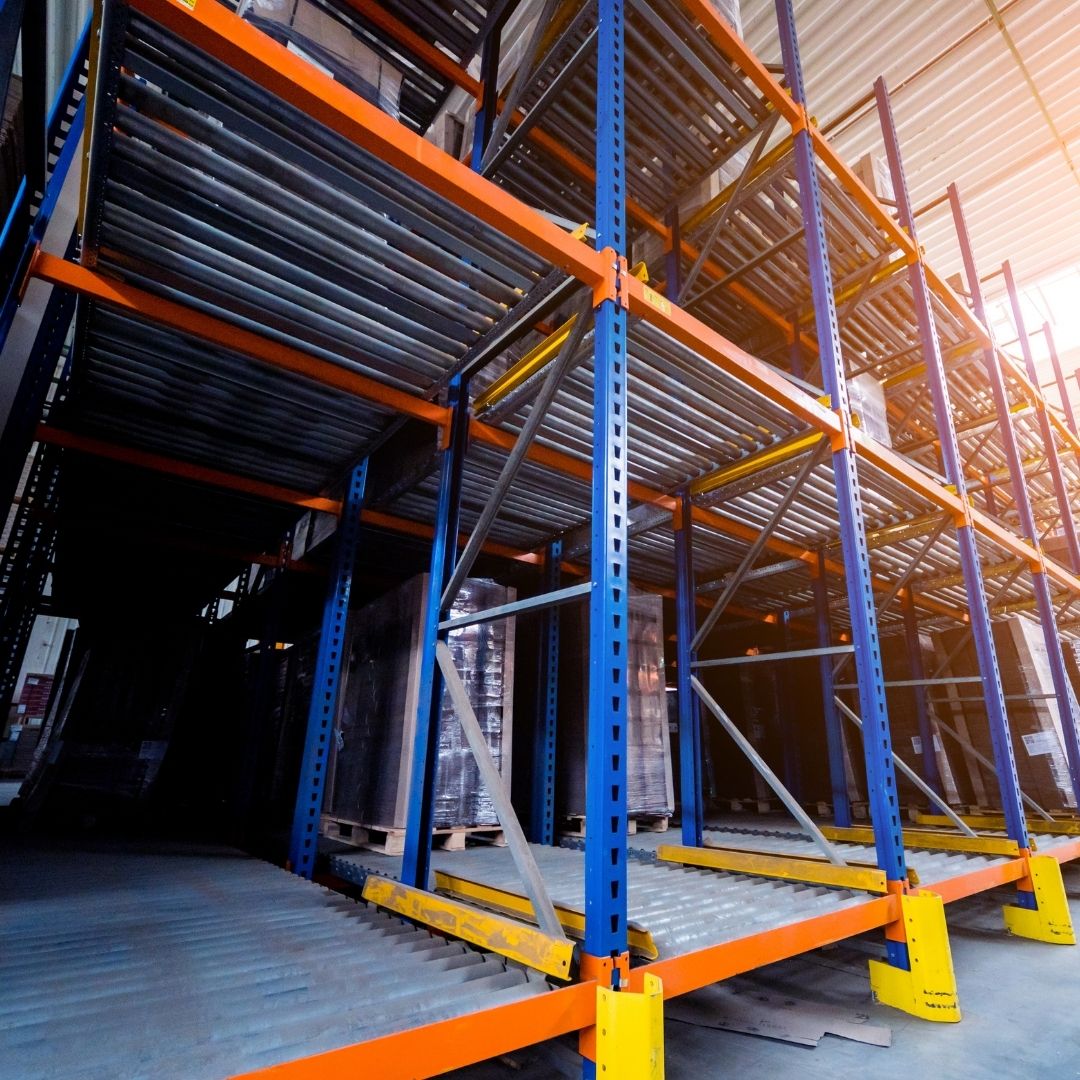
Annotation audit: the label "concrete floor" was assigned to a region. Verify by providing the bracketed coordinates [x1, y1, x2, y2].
[450, 863, 1080, 1079]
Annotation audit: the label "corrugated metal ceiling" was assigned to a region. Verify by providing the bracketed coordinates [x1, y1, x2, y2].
[741, 0, 1080, 301]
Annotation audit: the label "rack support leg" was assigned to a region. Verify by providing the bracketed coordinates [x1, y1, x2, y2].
[287, 459, 367, 879]
[675, 489, 703, 847]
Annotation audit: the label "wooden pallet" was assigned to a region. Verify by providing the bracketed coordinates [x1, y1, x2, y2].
[560, 814, 669, 838]
[720, 797, 778, 814]
[321, 816, 506, 855]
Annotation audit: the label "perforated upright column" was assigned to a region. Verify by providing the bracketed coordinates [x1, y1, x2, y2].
[288, 459, 367, 879]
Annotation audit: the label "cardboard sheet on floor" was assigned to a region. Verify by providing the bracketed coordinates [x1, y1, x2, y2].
[666, 983, 892, 1048]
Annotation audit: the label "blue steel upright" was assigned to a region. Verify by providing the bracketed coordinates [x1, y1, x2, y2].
[950, 186, 1080, 813]
[674, 488, 703, 847]
[531, 538, 562, 845]
[401, 375, 470, 890]
[583, 0, 629, 991]
[775, 1, 908, 932]
[288, 459, 368, 879]
[875, 79, 1029, 853]
[1004, 261, 1080, 575]
[811, 553, 851, 827]
[1045, 322, 1078, 436]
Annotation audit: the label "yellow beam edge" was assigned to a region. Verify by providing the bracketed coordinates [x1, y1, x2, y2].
[361, 875, 575, 980]
[596, 973, 664, 1080]
[682, 126, 790, 233]
[473, 261, 649, 412]
[433, 869, 659, 960]
[1004, 855, 1076, 945]
[657, 842, 890, 894]
[916, 812, 1080, 836]
[690, 430, 824, 496]
[869, 890, 961, 1022]
[820, 825, 1020, 858]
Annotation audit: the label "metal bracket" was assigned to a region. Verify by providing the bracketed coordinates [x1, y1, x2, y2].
[593, 250, 629, 310]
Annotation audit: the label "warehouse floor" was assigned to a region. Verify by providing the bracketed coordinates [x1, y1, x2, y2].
[450, 863, 1080, 1079]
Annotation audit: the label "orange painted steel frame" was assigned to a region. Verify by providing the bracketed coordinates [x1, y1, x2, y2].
[50, 4, 1080, 1074]
[32, 251, 969, 624]
[101, 2, 1080, 609]
[339, 0, 1077, 471]
[228, 846, 1080, 1077]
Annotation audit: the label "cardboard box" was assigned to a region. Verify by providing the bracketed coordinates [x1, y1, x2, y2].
[239, 0, 402, 119]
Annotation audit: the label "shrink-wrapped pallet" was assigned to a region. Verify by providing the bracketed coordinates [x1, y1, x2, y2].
[327, 575, 514, 829]
[239, 0, 402, 119]
[558, 592, 674, 819]
[935, 615, 1075, 810]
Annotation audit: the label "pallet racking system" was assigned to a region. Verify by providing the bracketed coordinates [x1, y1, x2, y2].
[4, 0, 1080, 1076]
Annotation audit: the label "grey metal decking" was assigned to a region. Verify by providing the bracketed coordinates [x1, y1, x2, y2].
[0, 844, 545, 1079]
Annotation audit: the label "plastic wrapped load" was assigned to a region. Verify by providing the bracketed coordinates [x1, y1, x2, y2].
[239, 0, 402, 119]
[558, 592, 674, 819]
[878, 632, 962, 805]
[328, 574, 514, 829]
[934, 615, 1075, 810]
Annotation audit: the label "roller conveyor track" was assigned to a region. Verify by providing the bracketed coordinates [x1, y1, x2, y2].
[331, 841, 872, 959]
[0, 845, 545, 1080]
[629, 824, 1080, 885]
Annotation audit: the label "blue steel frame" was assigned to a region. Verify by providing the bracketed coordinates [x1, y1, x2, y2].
[470, 20, 500, 169]
[811, 552, 851, 827]
[1003, 261, 1080, 575]
[0, 17, 88, 338]
[775, 2, 909, 941]
[901, 591, 943, 798]
[583, 0, 629, 988]
[674, 488, 703, 847]
[949, 186, 1080, 816]
[1044, 322, 1078, 436]
[875, 80, 1030, 856]
[288, 459, 368, 879]
[531, 537, 562, 845]
[401, 374, 471, 890]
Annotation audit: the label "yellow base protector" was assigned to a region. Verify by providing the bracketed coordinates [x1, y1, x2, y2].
[1003, 855, 1076, 945]
[596, 973, 664, 1079]
[869, 891, 961, 1023]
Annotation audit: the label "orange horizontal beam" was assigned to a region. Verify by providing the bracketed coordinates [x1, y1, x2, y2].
[628, 893, 895, 1000]
[33, 253, 448, 426]
[679, 0, 1080, 467]
[1046, 838, 1080, 865]
[622, 268, 1080, 607]
[35, 423, 343, 514]
[232, 980, 596, 1079]
[927, 858, 1025, 905]
[38, 250, 970, 622]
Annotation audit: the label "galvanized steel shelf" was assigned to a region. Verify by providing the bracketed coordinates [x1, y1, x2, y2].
[0, 844, 545, 1079]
